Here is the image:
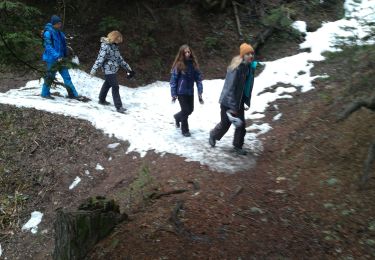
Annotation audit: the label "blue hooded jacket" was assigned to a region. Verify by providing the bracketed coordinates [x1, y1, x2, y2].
[42, 23, 67, 63]
[170, 60, 203, 97]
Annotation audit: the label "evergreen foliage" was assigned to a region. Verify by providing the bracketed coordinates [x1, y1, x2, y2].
[0, 1, 43, 69]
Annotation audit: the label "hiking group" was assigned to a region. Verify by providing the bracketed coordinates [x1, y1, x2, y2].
[41, 15, 257, 155]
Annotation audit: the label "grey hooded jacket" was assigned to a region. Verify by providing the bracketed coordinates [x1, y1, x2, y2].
[90, 37, 131, 75]
[219, 62, 254, 111]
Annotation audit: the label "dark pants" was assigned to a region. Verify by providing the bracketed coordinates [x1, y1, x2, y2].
[174, 95, 194, 133]
[210, 104, 246, 149]
[99, 74, 122, 109]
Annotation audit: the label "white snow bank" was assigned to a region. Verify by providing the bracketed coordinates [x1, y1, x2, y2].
[21, 211, 43, 234]
[0, 0, 373, 173]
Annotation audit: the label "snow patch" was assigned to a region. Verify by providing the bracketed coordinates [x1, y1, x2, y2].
[69, 176, 81, 190]
[22, 211, 43, 234]
[71, 56, 80, 65]
[292, 21, 307, 33]
[107, 143, 120, 149]
[95, 164, 104, 171]
[273, 113, 282, 121]
[0, 244, 2, 257]
[85, 170, 90, 175]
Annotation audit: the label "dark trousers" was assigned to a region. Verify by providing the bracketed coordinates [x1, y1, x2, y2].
[174, 95, 194, 133]
[99, 74, 122, 109]
[210, 104, 246, 149]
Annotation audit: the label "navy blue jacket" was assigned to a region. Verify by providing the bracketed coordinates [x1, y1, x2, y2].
[170, 60, 203, 97]
[42, 23, 67, 63]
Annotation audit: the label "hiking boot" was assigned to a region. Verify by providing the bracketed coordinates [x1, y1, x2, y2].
[116, 107, 127, 114]
[174, 115, 180, 128]
[99, 100, 110, 106]
[234, 147, 247, 156]
[182, 131, 191, 137]
[42, 95, 55, 100]
[209, 133, 216, 147]
[68, 95, 85, 101]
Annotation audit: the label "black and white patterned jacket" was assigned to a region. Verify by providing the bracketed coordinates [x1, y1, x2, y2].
[90, 37, 131, 75]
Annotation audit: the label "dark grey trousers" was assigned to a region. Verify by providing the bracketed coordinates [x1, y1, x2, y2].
[210, 104, 246, 149]
[99, 74, 122, 109]
[174, 95, 194, 133]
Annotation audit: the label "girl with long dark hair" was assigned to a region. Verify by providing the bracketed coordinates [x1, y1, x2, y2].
[170, 44, 204, 137]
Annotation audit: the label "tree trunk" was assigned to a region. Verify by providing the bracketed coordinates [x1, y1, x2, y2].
[53, 196, 127, 260]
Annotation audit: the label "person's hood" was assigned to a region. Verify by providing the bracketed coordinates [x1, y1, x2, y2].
[44, 23, 54, 32]
[100, 37, 110, 44]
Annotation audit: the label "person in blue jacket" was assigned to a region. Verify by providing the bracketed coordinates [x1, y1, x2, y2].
[41, 15, 79, 99]
[209, 43, 257, 155]
[170, 44, 204, 137]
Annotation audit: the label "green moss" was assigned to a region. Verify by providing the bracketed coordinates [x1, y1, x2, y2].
[117, 164, 158, 209]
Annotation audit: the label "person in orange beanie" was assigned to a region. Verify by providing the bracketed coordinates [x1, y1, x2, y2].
[209, 43, 258, 155]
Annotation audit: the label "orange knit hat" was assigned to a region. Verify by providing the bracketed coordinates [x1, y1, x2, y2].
[239, 43, 254, 57]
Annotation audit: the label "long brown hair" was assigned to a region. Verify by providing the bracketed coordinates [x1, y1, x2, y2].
[171, 44, 199, 72]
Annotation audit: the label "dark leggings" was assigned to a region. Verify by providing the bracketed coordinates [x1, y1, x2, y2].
[174, 95, 194, 133]
[210, 104, 246, 149]
[99, 74, 122, 109]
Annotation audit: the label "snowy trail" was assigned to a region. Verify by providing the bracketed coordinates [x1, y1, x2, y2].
[0, 0, 373, 173]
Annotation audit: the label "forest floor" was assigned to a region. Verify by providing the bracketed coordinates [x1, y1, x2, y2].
[1, 1, 374, 259]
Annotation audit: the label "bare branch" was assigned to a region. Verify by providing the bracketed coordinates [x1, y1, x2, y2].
[338, 94, 375, 121]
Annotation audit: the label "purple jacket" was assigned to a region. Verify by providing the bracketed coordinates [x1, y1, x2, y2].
[170, 60, 203, 97]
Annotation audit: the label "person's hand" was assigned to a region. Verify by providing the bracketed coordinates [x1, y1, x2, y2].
[244, 105, 249, 111]
[57, 58, 63, 62]
[172, 96, 177, 104]
[90, 70, 96, 77]
[198, 94, 204, 104]
[229, 110, 238, 116]
[126, 70, 135, 79]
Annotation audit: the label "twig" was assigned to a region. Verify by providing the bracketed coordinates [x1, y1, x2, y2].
[233, 211, 256, 221]
[230, 186, 243, 199]
[149, 189, 188, 200]
[169, 200, 184, 234]
[360, 141, 375, 188]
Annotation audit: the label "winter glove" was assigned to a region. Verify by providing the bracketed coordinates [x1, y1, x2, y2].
[198, 95, 204, 104]
[244, 105, 249, 111]
[126, 70, 135, 79]
[172, 96, 177, 104]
